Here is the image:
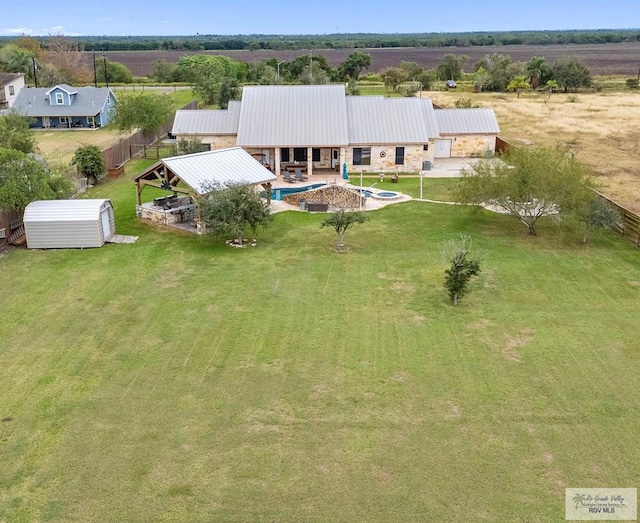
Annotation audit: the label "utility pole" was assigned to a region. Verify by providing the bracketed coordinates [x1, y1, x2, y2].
[309, 49, 314, 84]
[31, 57, 38, 88]
[93, 52, 98, 87]
[102, 50, 109, 88]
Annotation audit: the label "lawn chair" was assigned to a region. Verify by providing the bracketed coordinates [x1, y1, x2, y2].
[282, 171, 297, 183]
[293, 168, 308, 181]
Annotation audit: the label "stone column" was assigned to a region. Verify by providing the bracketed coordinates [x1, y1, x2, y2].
[307, 147, 313, 177]
[274, 148, 281, 178]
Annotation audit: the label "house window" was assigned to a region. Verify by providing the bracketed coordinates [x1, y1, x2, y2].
[293, 148, 307, 162]
[353, 147, 371, 166]
[312, 148, 321, 162]
[395, 147, 405, 166]
[59, 117, 69, 125]
[280, 148, 290, 162]
[423, 144, 429, 151]
[9, 86, 15, 96]
[55, 92, 64, 104]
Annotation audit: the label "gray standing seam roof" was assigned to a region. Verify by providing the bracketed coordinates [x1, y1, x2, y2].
[347, 97, 440, 144]
[160, 146, 277, 194]
[435, 108, 500, 134]
[236, 85, 349, 147]
[172, 106, 240, 135]
[11, 86, 113, 117]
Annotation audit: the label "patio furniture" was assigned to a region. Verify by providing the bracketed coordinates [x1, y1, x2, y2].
[293, 168, 308, 181]
[282, 171, 297, 183]
[307, 202, 329, 212]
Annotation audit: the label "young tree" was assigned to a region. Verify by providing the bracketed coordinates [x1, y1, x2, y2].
[581, 196, 620, 244]
[199, 183, 272, 245]
[96, 59, 134, 84]
[110, 92, 173, 135]
[320, 210, 369, 251]
[338, 52, 372, 81]
[381, 67, 407, 93]
[506, 75, 530, 97]
[149, 59, 176, 83]
[442, 239, 482, 306]
[526, 56, 551, 90]
[437, 54, 469, 82]
[218, 78, 239, 109]
[0, 113, 36, 153]
[456, 146, 593, 236]
[0, 148, 55, 211]
[177, 137, 208, 155]
[71, 144, 106, 184]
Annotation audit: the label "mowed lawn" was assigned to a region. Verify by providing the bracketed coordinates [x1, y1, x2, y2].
[1, 176, 639, 522]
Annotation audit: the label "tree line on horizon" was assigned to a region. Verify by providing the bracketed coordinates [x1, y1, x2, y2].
[1, 29, 640, 52]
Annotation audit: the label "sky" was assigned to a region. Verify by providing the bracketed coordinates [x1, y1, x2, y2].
[1, 0, 638, 37]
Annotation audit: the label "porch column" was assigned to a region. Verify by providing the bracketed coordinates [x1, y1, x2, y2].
[307, 147, 313, 177]
[274, 148, 281, 178]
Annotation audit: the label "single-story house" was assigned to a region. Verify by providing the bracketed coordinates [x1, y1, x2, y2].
[171, 85, 500, 177]
[9, 84, 116, 129]
[133, 146, 277, 231]
[24, 199, 115, 249]
[0, 73, 25, 109]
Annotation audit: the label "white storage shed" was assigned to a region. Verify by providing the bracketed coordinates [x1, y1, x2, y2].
[24, 199, 115, 249]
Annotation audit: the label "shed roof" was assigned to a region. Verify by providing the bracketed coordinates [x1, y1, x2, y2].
[0, 72, 24, 86]
[347, 96, 440, 144]
[144, 147, 277, 195]
[24, 199, 111, 222]
[173, 104, 240, 135]
[435, 108, 500, 134]
[11, 86, 114, 117]
[236, 85, 349, 147]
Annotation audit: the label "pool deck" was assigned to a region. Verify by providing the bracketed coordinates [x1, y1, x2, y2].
[268, 158, 477, 213]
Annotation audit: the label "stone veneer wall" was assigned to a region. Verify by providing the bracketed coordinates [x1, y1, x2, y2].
[444, 135, 497, 158]
[344, 143, 435, 173]
[202, 135, 237, 149]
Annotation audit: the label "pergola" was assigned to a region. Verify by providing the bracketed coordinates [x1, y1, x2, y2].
[134, 146, 277, 206]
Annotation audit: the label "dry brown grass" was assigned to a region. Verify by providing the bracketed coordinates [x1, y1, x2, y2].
[34, 128, 128, 164]
[427, 89, 640, 213]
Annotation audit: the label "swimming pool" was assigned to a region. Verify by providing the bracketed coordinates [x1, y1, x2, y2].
[266, 183, 326, 201]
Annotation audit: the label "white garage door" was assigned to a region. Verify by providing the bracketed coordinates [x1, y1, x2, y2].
[434, 139, 452, 158]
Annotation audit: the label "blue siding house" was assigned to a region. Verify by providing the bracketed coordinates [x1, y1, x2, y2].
[9, 84, 116, 129]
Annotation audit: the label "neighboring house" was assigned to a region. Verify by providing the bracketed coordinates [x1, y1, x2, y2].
[0, 73, 25, 109]
[171, 85, 500, 177]
[9, 84, 116, 129]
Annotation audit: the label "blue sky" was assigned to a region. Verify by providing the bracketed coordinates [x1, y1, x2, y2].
[1, 0, 638, 36]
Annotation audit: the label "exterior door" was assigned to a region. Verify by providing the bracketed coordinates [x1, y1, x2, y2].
[100, 208, 112, 240]
[331, 149, 339, 169]
[261, 149, 270, 166]
[434, 139, 452, 158]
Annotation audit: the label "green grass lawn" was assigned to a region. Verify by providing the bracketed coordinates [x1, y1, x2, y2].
[1, 175, 639, 522]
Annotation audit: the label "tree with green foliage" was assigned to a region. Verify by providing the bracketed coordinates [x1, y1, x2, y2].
[320, 210, 369, 251]
[506, 75, 530, 97]
[456, 146, 593, 236]
[381, 67, 407, 93]
[441, 236, 482, 306]
[526, 56, 551, 90]
[173, 54, 246, 105]
[400, 61, 423, 81]
[149, 59, 176, 83]
[218, 78, 239, 109]
[109, 92, 173, 135]
[177, 137, 208, 155]
[338, 52, 371, 81]
[97, 59, 134, 84]
[581, 196, 620, 244]
[551, 56, 592, 92]
[0, 112, 36, 153]
[199, 183, 272, 246]
[0, 148, 54, 211]
[416, 69, 437, 90]
[71, 144, 106, 185]
[285, 54, 336, 83]
[437, 54, 468, 81]
[473, 53, 512, 91]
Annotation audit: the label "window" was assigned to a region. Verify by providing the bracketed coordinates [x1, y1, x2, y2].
[59, 117, 69, 124]
[55, 92, 64, 104]
[353, 147, 371, 166]
[423, 144, 429, 151]
[280, 148, 290, 162]
[395, 146, 405, 166]
[312, 148, 321, 162]
[293, 148, 307, 162]
[8, 86, 15, 96]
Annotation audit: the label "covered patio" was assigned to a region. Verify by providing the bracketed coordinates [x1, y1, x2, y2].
[133, 147, 277, 233]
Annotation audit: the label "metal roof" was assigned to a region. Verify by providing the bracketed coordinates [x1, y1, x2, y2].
[236, 85, 349, 147]
[347, 97, 440, 144]
[435, 108, 500, 134]
[24, 199, 112, 222]
[11, 86, 114, 117]
[172, 105, 240, 135]
[160, 146, 277, 194]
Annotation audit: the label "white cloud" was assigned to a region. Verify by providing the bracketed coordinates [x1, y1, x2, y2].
[1, 27, 38, 36]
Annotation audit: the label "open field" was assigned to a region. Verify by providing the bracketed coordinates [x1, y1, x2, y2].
[103, 42, 640, 77]
[427, 89, 640, 213]
[1, 173, 639, 521]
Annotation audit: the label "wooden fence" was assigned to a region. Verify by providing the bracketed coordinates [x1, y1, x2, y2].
[101, 100, 197, 169]
[0, 209, 22, 247]
[593, 190, 640, 247]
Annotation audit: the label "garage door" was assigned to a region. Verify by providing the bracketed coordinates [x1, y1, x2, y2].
[434, 139, 452, 158]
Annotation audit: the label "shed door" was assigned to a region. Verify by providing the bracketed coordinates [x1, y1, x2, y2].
[434, 139, 452, 158]
[101, 208, 112, 240]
